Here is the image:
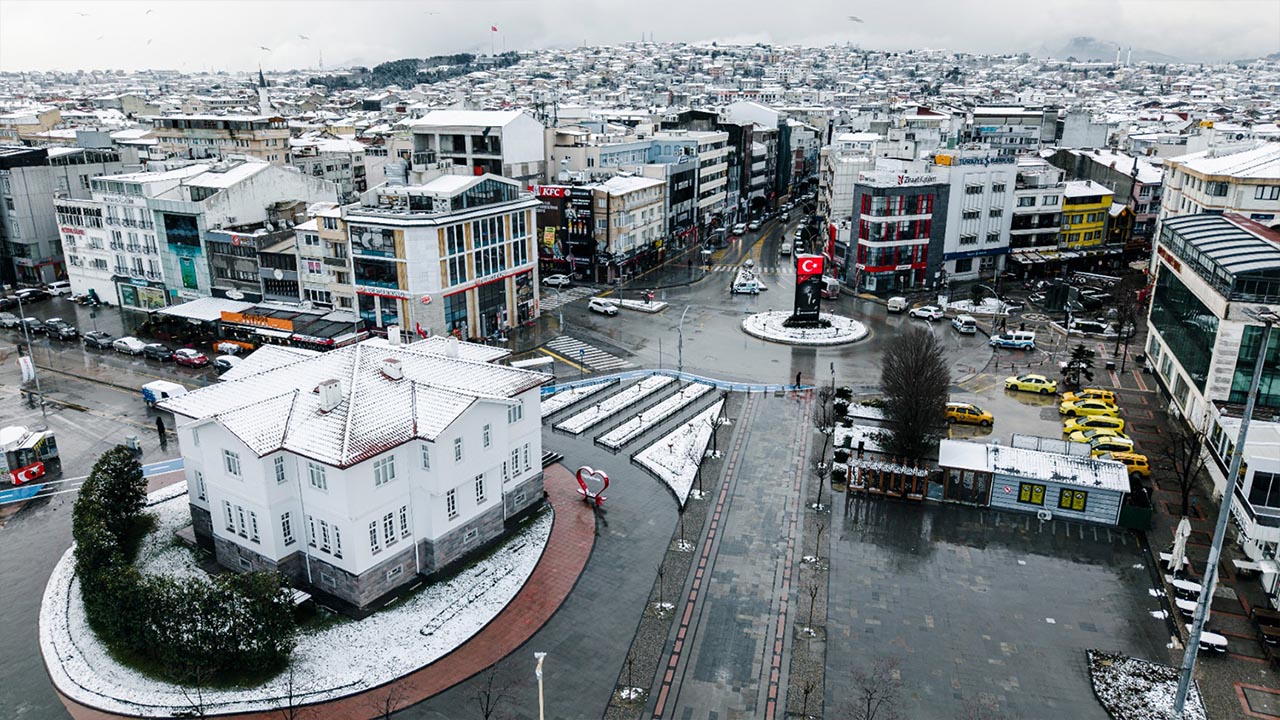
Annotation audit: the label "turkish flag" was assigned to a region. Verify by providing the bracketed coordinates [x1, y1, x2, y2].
[10, 462, 44, 485]
[796, 254, 824, 283]
[491, 25, 498, 32]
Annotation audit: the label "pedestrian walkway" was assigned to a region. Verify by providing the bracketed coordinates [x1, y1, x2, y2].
[538, 285, 597, 312]
[543, 335, 633, 372]
[708, 264, 795, 275]
[57, 464, 597, 720]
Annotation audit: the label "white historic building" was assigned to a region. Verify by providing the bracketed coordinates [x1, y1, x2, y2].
[160, 335, 548, 610]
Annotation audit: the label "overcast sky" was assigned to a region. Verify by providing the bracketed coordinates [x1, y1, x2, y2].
[1, 0, 1277, 73]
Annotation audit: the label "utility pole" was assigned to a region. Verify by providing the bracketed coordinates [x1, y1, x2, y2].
[1174, 308, 1277, 716]
[15, 292, 48, 429]
[677, 304, 690, 374]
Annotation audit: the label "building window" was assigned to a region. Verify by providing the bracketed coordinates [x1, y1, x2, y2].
[274, 456, 286, 484]
[1248, 471, 1280, 510]
[1149, 269, 1216, 391]
[508, 401, 523, 424]
[475, 474, 486, 504]
[223, 500, 235, 531]
[965, 185, 983, 195]
[308, 462, 328, 490]
[308, 515, 317, 546]
[249, 511, 260, 543]
[446, 488, 458, 519]
[369, 521, 381, 553]
[422, 443, 431, 469]
[511, 449, 520, 478]
[523, 443, 531, 471]
[1230, 325, 1280, 410]
[992, 184, 1006, 194]
[986, 232, 1000, 244]
[1256, 186, 1280, 201]
[383, 512, 397, 545]
[1017, 482, 1045, 506]
[374, 456, 396, 486]
[236, 505, 248, 538]
[223, 449, 241, 477]
[282, 512, 295, 546]
[195, 470, 206, 501]
[333, 525, 343, 558]
[1043, 196, 1058, 206]
[399, 505, 410, 537]
[454, 437, 463, 462]
[1017, 196, 1036, 207]
[386, 565, 403, 581]
[1058, 489, 1088, 512]
[483, 424, 492, 448]
[319, 519, 331, 552]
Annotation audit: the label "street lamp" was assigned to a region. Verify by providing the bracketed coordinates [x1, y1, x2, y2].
[534, 652, 547, 720]
[14, 291, 48, 429]
[677, 304, 690, 375]
[1174, 307, 1278, 716]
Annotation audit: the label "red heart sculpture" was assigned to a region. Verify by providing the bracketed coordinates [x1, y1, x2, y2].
[575, 465, 609, 507]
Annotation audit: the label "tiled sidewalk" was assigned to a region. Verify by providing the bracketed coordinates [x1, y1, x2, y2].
[58, 464, 597, 720]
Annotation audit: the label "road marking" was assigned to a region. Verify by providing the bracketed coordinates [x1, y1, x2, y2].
[545, 336, 632, 372]
[535, 347, 587, 372]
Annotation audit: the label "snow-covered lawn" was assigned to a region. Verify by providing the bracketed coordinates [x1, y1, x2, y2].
[1087, 650, 1206, 720]
[598, 382, 715, 450]
[834, 424, 886, 453]
[614, 298, 669, 313]
[40, 489, 552, 717]
[634, 399, 725, 506]
[540, 378, 619, 416]
[741, 311, 867, 346]
[844, 402, 885, 421]
[554, 376, 676, 435]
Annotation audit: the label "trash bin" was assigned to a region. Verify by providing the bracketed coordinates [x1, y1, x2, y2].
[125, 434, 140, 452]
[1105, 361, 1116, 371]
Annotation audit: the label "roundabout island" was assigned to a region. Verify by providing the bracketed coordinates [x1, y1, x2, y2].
[741, 310, 869, 346]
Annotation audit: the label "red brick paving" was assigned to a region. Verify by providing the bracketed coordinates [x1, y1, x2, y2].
[56, 464, 596, 720]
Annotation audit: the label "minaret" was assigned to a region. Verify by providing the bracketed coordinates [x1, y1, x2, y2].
[257, 65, 271, 115]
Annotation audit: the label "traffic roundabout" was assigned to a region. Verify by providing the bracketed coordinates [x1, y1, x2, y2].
[741, 310, 869, 346]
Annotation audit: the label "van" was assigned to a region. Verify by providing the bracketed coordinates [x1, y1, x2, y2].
[821, 277, 841, 300]
[46, 281, 71, 296]
[731, 278, 761, 295]
[951, 315, 978, 334]
[142, 380, 188, 408]
[886, 296, 908, 313]
[779, 242, 792, 256]
[989, 330, 1036, 350]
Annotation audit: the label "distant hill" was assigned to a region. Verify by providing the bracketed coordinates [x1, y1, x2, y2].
[1041, 36, 1180, 64]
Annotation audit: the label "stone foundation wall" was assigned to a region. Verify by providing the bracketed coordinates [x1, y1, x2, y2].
[421, 501, 506, 575]
[504, 472, 544, 520]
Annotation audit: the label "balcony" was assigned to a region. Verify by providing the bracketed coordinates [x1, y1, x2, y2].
[109, 242, 124, 251]
[323, 256, 348, 268]
[125, 244, 142, 253]
[145, 271, 163, 281]
[1232, 488, 1280, 545]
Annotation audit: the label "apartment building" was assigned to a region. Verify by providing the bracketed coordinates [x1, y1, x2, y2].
[343, 172, 540, 340]
[965, 107, 1058, 157]
[0, 105, 61, 144]
[160, 337, 549, 609]
[1, 145, 129, 286]
[651, 130, 729, 235]
[593, 175, 666, 281]
[150, 114, 291, 164]
[292, 203, 354, 311]
[844, 162, 949, 293]
[1060, 180, 1113, 250]
[1159, 142, 1280, 228]
[288, 137, 368, 203]
[406, 110, 546, 187]
[1008, 157, 1064, 260]
[933, 149, 1018, 282]
[1044, 148, 1163, 250]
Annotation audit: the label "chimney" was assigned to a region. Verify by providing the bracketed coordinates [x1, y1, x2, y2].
[317, 379, 343, 413]
[381, 357, 404, 381]
[388, 324, 402, 346]
[445, 336, 460, 358]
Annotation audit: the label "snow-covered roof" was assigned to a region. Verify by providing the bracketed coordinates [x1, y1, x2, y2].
[185, 161, 271, 189]
[155, 296, 252, 322]
[407, 110, 528, 129]
[938, 439, 1129, 493]
[1169, 143, 1280, 180]
[161, 340, 549, 467]
[597, 175, 664, 195]
[1063, 180, 1113, 199]
[218, 345, 321, 382]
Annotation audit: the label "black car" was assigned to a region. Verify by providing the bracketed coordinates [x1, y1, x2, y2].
[142, 343, 175, 361]
[17, 316, 42, 334]
[14, 288, 49, 303]
[42, 318, 78, 340]
[0, 296, 17, 310]
[83, 330, 114, 349]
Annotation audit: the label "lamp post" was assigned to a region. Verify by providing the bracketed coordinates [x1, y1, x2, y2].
[15, 291, 48, 428]
[1174, 307, 1277, 716]
[534, 652, 547, 720]
[677, 304, 690, 375]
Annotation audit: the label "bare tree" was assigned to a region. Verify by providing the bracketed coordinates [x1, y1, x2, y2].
[655, 565, 665, 611]
[813, 462, 831, 511]
[880, 328, 950, 460]
[684, 429, 705, 494]
[472, 667, 515, 720]
[798, 677, 819, 718]
[178, 664, 210, 719]
[806, 580, 821, 629]
[274, 668, 314, 720]
[813, 386, 835, 461]
[844, 657, 904, 720]
[1160, 418, 1209, 517]
[1109, 274, 1148, 357]
[813, 521, 826, 560]
[366, 677, 408, 720]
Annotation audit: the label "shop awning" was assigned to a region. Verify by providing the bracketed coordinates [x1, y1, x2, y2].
[157, 297, 253, 322]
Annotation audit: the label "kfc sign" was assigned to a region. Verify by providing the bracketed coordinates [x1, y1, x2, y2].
[536, 185, 568, 199]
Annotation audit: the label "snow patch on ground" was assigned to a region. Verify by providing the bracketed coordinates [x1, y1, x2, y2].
[1087, 650, 1206, 720]
[539, 378, 619, 416]
[40, 489, 553, 717]
[598, 382, 714, 449]
[741, 311, 867, 346]
[614, 298, 669, 313]
[833, 424, 886, 453]
[134, 487, 204, 582]
[634, 400, 725, 506]
[555, 376, 676, 434]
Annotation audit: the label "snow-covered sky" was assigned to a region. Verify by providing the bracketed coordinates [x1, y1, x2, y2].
[1, 0, 1276, 72]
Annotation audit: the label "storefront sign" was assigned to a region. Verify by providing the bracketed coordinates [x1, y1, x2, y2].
[535, 185, 568, 199]
[1156, 245, 1182, 273]
[60, 227, 85, 235]
[220, 311, 294, 331]
[934, 154, 1015, 167]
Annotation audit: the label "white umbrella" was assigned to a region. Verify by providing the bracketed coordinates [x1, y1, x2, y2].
[1168, 517, 1192, 574]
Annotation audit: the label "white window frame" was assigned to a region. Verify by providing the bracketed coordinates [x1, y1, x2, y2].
[523, 443, 531, 471]
[446, 488, 458, 519]
[399, 505, 410, 537]
[274, 455, 286, 484]
[308, 461, 328, 491]
[369, 521, 381, 553]
[475, 474, 486, 504]
[223, 500, 234, 531]
[236, 505, 248, 538]
[223, 449, 241, 477]
[282, 512, 295, 546]
[454, 437, 463, 462]
[483, 423, 491, 448]
[383, 512, 397, 545]
[374, 455, 396, 486]
[195, 470, 206, 501]
[511, 449, 520, 478]
[421, 443, 431, 470]
[249, 511, 260, 543]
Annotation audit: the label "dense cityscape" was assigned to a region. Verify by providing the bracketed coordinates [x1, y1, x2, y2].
[1, 7, 1279, 720]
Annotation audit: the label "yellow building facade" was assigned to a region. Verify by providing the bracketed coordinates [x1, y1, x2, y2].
[1060, 180, 1113, 249]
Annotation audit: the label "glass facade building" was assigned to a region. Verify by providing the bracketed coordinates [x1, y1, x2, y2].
[1149, 268, 1217, 391]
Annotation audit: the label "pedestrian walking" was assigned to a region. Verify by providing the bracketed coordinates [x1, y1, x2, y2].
[795, 371, 802, 388]
[156, 416, 167, 449]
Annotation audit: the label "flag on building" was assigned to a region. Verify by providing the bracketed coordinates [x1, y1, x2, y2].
[491, 25, 498, 32]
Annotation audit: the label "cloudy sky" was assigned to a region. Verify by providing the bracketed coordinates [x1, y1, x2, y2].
[1, 0, 1276, 72]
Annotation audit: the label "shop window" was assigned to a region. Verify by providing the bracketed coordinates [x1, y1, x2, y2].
[1018, 482, 1045, 506]
[1058, 489, 1088, 511]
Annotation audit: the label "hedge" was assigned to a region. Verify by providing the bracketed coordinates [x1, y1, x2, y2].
[72, 446, 296, 684]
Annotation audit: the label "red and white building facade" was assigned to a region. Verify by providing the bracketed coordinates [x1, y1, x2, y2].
[841, 166, 949, 294]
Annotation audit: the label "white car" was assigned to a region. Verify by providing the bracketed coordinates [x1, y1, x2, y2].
[779, 242, 792, 256]
[542, 274, 572, 288]
[748, 220, 762, 231]
[112, 336, 147, 355]
[46, 280, 72, 296]
[588, 298, 619, 316]
[909, 305, 944, 321]
[732, 223, 747, 235]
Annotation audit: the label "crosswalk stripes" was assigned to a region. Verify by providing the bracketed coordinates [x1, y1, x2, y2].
[710, 264, 795, 275]
[538, 285, 596, 312]
[544, 335, 634, 372]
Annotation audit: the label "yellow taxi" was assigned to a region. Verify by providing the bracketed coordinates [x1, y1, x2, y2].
[1068, 427, 1129, 444]
[1089, 435, 1136, 456]
[1096, 451, 1150, 479]
[1062, 388, 1118, 404]
[945, 402, 994, 427]
[1059, 398, 1121, 417]
[1063, 415, 1126, 435]
[1004, 374, 1058, 395]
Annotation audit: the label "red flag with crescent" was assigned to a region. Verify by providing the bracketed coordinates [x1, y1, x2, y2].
[796, 254, 824, 283]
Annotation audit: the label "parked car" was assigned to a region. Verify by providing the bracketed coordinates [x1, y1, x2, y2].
[542, 274, 572, 288]
[1067, 427, 1129, 444]
[731, 278, 762, 295]
[748, 220, 762, 231]
[587, 298, 619, 316]
[1062, 388, 1117, 404]
[213, 355, 241, 374]
[1089, 435, 1136, 456]
[945, 402, 993, 427]
[1063, 415, 1126, 435]
[0, 311, 18, 328]
[46, 280, 72, 296]
[1096, 451, 1151, 480]
[14, 287, 49, 303]
[112, 336, 147, 355]
[1059, 399, 1121, 418]
[951, 315, 978, 334]
[83, 330, 114, 349]
[989, 331, 1036, 350]
[908, 305, 944, 321]
[142, 343, 175, 361]
[0, 296, 16, 310]
[42, 318, 78, 339]
[1004, 374, 1058, 394]
[17, 316, 42, 334]
[732, 223, 747, 235]
[173, 348, 210, 367]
